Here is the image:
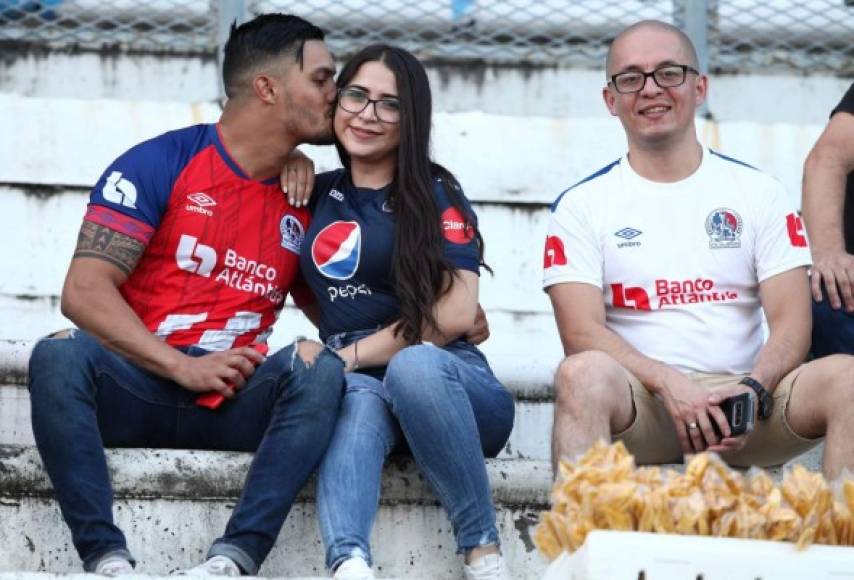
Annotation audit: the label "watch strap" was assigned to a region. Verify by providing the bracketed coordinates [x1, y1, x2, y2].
[739, 376, 773, 420]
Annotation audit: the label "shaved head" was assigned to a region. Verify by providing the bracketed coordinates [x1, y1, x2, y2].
[606, 20, 699, 79]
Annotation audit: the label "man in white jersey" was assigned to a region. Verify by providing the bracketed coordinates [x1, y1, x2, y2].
[544, 19, 854, 479]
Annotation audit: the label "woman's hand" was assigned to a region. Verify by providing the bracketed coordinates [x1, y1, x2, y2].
[279, 149, 316, 207]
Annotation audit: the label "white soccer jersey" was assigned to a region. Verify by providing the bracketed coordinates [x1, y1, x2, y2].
[543, 148, 812, 374]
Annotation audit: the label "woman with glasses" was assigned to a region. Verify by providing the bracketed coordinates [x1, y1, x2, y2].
[291, 45, 515, 580]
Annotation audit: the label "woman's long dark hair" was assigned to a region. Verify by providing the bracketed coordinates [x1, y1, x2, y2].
[335, 44, 488, 343]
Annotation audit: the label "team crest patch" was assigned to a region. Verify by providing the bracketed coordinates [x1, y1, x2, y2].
[280, 215, 304, 254]
[705, 208, 743, 249]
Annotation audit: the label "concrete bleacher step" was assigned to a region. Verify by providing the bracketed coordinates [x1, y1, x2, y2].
[0, 445, 551, 579]
[0, 338, 826, 579]
[0, 339, 554, 578]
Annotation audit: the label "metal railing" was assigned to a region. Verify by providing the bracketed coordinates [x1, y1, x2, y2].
[1, 1, 852, 75]
[0, 0, 215, 53]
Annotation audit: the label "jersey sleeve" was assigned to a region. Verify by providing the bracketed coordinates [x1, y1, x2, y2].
[754, 179, 812, 282]
[86, 135, 183, 244]
[435, 178, 481, 273]
[542, 192, 603, 290]
[831, 82, 854, 117]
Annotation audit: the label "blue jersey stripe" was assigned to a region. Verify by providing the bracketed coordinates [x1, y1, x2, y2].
[710, 149, 758, 171]
[550, 159, 620, 212]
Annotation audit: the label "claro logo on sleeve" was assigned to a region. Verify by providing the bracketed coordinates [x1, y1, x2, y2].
[441, 207, 475, 244]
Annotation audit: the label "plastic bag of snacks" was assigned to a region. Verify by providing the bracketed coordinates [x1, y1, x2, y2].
[534, 441, 854, 561]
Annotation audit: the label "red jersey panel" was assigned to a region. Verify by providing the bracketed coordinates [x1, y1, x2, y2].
[86, 124, 310, 350]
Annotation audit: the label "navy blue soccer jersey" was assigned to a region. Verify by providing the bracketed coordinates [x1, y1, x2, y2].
[300, 169, 480, 339]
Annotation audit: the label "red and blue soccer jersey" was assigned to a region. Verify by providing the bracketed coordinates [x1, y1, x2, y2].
[85, 123, 312, 350]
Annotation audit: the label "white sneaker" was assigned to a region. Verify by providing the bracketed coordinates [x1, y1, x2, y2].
[94, 554, 134, 577]
[463, 553, 510, 580]
[178, 555, 241, 576]
[333, 556, 376, 580]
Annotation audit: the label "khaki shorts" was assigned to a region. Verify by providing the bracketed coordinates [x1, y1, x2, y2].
[613, 367, 823, 467]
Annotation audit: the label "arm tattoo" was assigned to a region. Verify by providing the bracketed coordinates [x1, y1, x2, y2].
[74, 221, 146, 276]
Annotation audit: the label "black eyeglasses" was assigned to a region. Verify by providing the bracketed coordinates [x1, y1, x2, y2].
[337, 87, 401, 123]
[609, 64, 700, 94]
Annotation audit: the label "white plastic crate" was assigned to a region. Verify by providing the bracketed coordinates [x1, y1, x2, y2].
[542, 530, 854, 579]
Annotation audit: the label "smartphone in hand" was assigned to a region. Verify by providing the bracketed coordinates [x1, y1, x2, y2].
[712, 392, 755, 438]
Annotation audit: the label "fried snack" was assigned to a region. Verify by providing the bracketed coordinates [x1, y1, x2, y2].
[782, 465, 832, 517]
[534, 442, 854, 561]
[534, 511, 572, 560]
[843, 480, 854, 514]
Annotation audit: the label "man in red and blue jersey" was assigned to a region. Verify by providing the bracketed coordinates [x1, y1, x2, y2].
[28, 14, 344, 576]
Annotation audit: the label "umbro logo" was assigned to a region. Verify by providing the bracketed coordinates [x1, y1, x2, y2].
[614, 227, 642, 248]
[185, 192, 216, 217]
[187, 192, 217, 207]
[614, 227, 642, 240]
[329, 189, 344, 202]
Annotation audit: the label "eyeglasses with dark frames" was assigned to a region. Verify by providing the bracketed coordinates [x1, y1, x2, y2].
[609, 64, 700, 94]
[337, 87, 401, 123]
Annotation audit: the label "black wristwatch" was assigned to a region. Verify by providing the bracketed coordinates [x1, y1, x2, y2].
[739, 376, 773, 420]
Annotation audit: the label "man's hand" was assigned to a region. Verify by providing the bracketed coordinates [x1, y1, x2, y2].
[464, 303, 490, 345]
[810, 249, 854, 311]
[279, 149, 316, 207]
[705, 381, 757, 454]
[170, 346, 267, 397]
[657, 370, 730, 454]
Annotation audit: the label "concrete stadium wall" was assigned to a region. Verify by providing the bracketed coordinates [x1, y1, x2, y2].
[2, 51, 851, 123]
[2, 54, 850, 349]
[0, 47, 845, 577]
[0, 87, 840, 349]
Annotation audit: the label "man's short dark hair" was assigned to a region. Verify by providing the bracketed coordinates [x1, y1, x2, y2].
[222, 13, 325, 99]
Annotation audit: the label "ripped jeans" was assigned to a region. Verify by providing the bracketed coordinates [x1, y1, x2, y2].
[28, 329, 344, 574]
[318, 330, 515, 570]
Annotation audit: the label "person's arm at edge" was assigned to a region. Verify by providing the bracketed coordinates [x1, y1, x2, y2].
[336, 270, 478, 371]
[801, 110, 854, 310]
[62, 221, 261, 394]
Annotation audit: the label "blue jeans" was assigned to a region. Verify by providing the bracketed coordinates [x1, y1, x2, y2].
[812, 295, 854, 357]
[318, 331, 515, 570]
[28, 329, 344, 574]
